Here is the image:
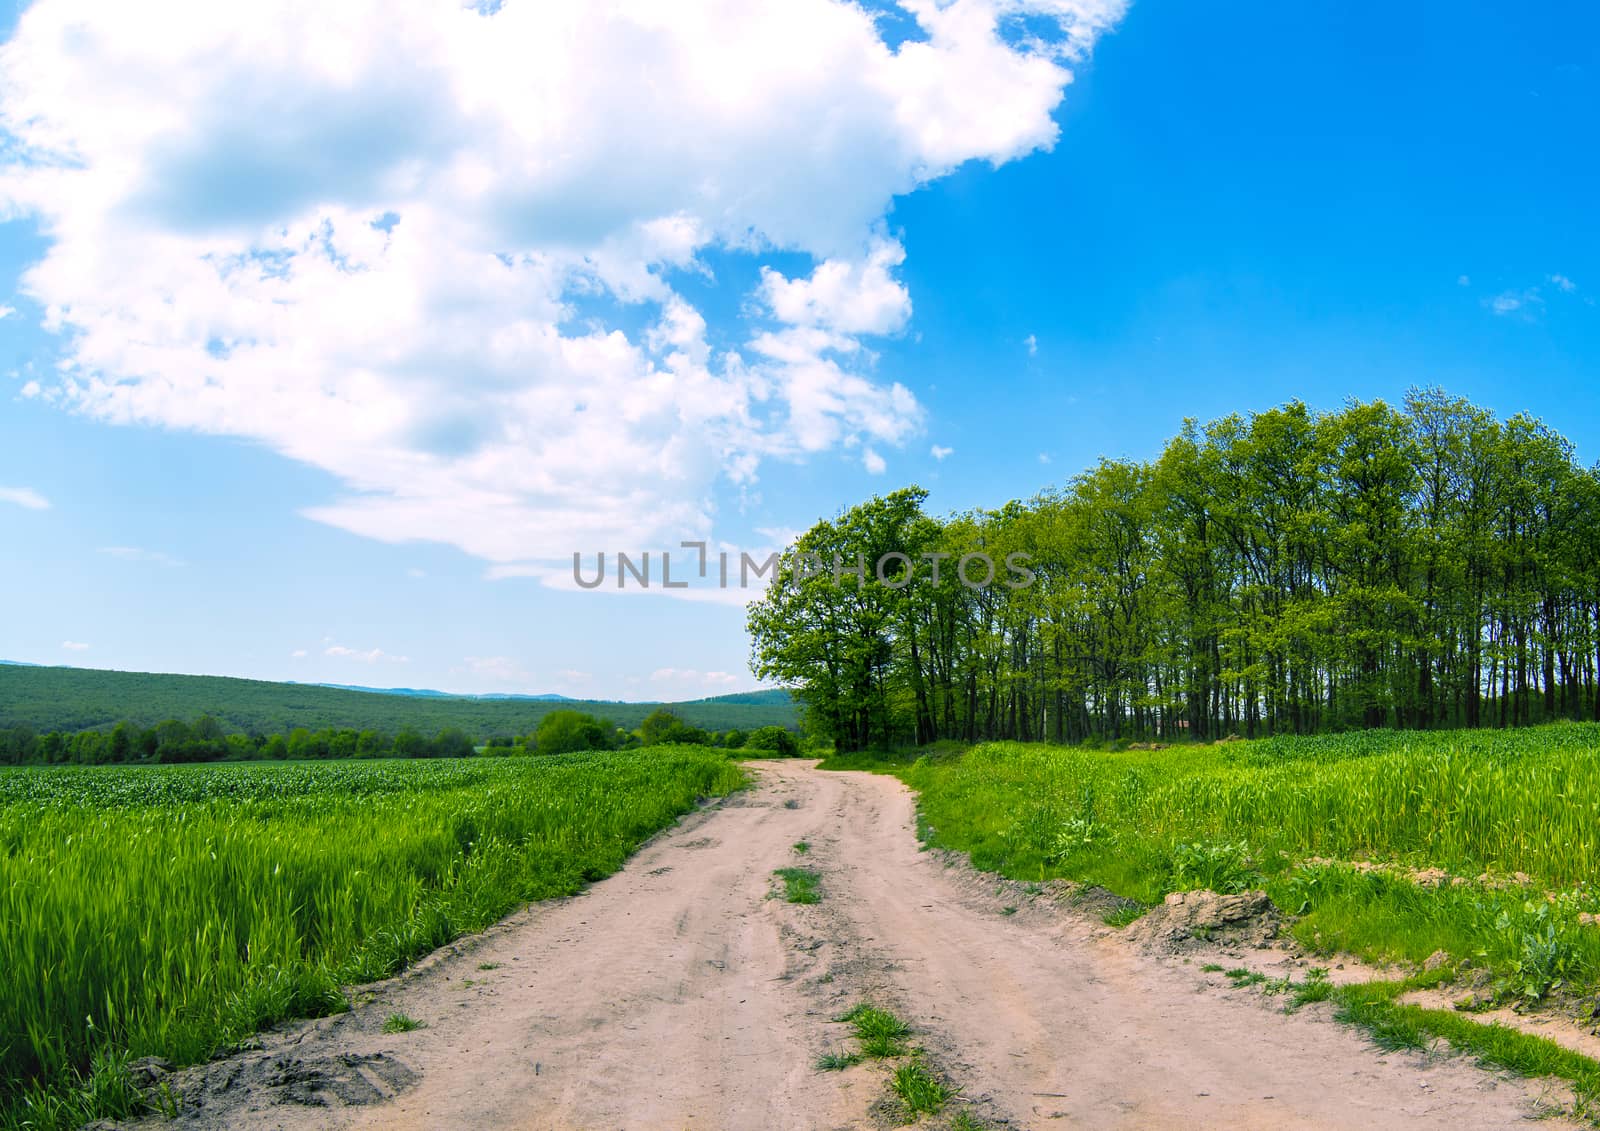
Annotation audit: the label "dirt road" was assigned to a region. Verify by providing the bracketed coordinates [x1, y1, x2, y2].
[153, 761, 1577, 1130]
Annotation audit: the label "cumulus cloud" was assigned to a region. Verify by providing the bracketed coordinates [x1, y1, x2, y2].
[1024, 333, 1038, 355]
[862, 447, 888, 474]
[0, 304, 14, 318]
[0, 485, 49, 509]
[0, 0, 1124, 569]
[1550, 274, 1577, 293]
[930, 444, 953, 460]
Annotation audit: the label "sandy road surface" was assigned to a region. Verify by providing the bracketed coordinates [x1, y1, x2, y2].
[150, 761, 1577, 1130]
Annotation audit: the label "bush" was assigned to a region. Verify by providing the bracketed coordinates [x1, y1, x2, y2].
[744, 726, 800, 757]
[638, 708, 709, 746]
[533, 710, 616, 755]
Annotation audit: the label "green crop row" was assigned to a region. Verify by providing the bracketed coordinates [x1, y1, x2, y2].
[0, 748, 745, 1128]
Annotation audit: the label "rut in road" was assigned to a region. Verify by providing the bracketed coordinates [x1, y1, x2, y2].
[146, 761, 1579, 1130]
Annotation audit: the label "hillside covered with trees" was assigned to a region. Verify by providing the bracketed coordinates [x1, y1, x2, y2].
[0, 664, 795, 738]
[748, 390, 1600, 749]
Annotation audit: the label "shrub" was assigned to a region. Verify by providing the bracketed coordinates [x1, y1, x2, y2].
[744, 726, 800, 757]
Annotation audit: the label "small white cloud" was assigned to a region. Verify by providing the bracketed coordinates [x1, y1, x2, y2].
[1038, 452, 1052, 465]
[930, 444, 953, 461]
[1488, 288, 1543, 316]
[650, 667, 739, 689]
[0, 304, 14, 319]
[61, 640, 89, 651]
[461, 655, 533, 685]
[97, 546, 184, 567]
[20, 381, 41, 398]
[1550, 274, 1577, 293]
[1457, 274, 1470, 287]
[862, 448, 887, 475]
[290, 649, 308, 658]
[406, 567, 427, 579]
[0, 486, 50, 510]
[325, 644, 408, 664]
[1024, 333, 1038, 356]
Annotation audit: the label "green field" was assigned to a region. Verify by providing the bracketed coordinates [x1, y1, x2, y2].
[835, 724, 1600, 998]
[0, 749, 746, 1129]
[0, 664, 796, 736]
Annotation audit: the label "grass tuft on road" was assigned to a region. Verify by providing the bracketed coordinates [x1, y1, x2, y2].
[772, 867, 822, 904]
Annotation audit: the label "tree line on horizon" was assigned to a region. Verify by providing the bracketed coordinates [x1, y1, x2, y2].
[0, 707, 802, 766]
[748, 389, 1600, 750]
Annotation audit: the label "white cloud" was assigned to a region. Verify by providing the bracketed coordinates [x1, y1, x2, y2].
[1550, 274, 1577, 293]
[324, 643, 408, 664]
[290, 649, 308, 658]
[930, 444, 953, 461]
[19, 380, 41, 398]
[60, 640, 88, 651]
[862, 447, 887, 474]
[1024, 333, 1038, 355]
[758, 240, 911, 336]
[406, 567, 427, 579]
[460, 654, 534, 686]
[97, 545, 184, 566]
[0, 304, 14, 318]
[1457, 275, 1470, 287]
[1488, 288, 1543, 317]
[1038, 452, 1052, 464]
[649, 667, 740, 693]
[0, 0, 1123, 571]
[0, 485, 49, 509]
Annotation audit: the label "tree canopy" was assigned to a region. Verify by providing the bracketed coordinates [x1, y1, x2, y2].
[749, 391, 1600, 749]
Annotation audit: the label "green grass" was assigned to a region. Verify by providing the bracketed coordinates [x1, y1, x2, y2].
[793, 840, 810, 854]
[890, 1058, 953, 1116]
[1334, 978, 1600, 1113]
[863, 725, 1600, 1000]
[773, 866, 822, 904]
[1102, 905, 1147, 927]
[814, 1050, 862, 1071]
[380, 1013, 423, 1033]
[0, 748, 745, 1129]
[836, 1003, 912, 1058]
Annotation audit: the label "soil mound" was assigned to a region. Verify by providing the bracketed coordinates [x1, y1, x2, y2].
[1130, 888, 1280, 952]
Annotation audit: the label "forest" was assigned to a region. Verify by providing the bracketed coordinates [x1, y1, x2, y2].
[0, 664, 795, 738]
[748, 390, 1600, 750]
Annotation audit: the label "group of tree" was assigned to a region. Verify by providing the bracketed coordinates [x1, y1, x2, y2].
[0, 716, 477, 766]
[483, 708, 803, 757]
[748, 390, 1600, 750]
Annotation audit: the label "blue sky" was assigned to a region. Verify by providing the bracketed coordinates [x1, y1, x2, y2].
[0, 0, 1595, 700]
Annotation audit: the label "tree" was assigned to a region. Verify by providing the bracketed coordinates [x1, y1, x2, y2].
[432, 727, 476, 758]
[533, 710, 615, 755]
[743, 726, 799, 757]
[638, 708, 708, 746]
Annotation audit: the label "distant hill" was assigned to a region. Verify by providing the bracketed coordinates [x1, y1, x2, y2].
[291, 682, 574, 701]
[0, 665, 797, 737]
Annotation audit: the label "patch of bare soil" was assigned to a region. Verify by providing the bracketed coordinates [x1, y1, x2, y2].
[1128, 889, 1281, 953]
[117, 762, 1584, 1130]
